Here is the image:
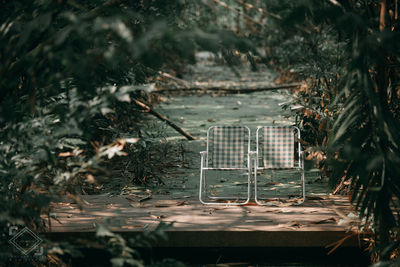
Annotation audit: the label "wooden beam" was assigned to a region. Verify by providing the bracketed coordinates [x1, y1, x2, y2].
[156, 82, 302, 94]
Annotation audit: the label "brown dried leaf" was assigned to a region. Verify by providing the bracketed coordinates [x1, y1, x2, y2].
[306, 196, 325, 200]
[150, 214, 166, 219]
[154, 204, 172, 208]
[121, 225, 135, 229]
[291, 221, 303, 228]
[311, 217, 337, 224]
[58, 152, 75, 157]
[139, 195, 152, 202]
[87, 174, 95, 184]
[125, 197, 136, 204]
[264, 182, 282, 186]
[176, 201, 188, 206]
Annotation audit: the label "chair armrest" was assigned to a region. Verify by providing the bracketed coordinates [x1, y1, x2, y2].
[249, 151, 257, 158]
[200, 151, 207, 168]
[200, 151, 208, 161]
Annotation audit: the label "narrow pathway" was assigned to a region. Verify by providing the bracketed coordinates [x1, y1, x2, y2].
[147, 54, 326, 199]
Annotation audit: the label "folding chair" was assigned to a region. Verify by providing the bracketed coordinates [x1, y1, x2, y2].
[254, 126, 305, 205]
[199, 126, 251, 205]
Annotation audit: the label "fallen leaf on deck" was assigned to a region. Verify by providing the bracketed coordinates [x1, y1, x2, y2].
[154, 204, 172, 208]
[305, 209, 319, 213]
[122, 225, 135, 229]
[266, 209, 282, 213]
[122, 225, 145, 229]
[203, 207, 227, 214]
[176, 201, 188, 206]
[311, 217, 337, 224]
[290, 221, 303, 228]
[150, 214, 167, 219]
[306, 196, 325, 200]
[139, 195, 152, 202]
[243, 203, 258, 206]
[125, 197, 136, 203]
[172, 195, 191, 199]
[278, 221, 304, 229]
[264, 182, 282, 186]
[281, 208, 294, 213]
[233, 182, 247, 185]
[125, 197, 140, 207]
[244, 219, 273, 223]
[50, 213, 63, 224]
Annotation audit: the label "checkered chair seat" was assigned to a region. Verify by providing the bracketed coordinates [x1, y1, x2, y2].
[199, 125, 251, 205]
[209, 126, 248, 168]
[254, 126, 305, 205]
[259, 126, 295, 169]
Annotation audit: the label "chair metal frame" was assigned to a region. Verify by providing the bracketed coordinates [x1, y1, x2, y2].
[253, 126, 305, 205]
[199, 125, 251, 205]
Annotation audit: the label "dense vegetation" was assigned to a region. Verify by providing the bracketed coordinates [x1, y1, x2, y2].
[1, 0, 399, 266]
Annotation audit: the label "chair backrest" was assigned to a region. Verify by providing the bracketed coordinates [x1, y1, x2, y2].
[256, 126, 298, 169]
[207, 126, 250, 169]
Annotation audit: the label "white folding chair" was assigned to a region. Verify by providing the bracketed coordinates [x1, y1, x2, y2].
[199, 126, 251, 205]
[254, 126, 305, 205]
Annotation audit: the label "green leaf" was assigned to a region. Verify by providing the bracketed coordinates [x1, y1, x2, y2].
[96, 224, 115, 238]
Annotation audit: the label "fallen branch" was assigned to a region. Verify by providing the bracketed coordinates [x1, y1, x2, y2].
[158, 71, 190, 88]
[235, 0, 282, 20]
[133, 99, 195, 140]
[212, 0, 264, 27]
[325, 232, 359, 255]
[156, 82, 302, 94]
[332, 175, 347, 195]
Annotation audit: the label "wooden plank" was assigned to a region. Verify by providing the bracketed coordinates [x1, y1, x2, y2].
[42, 195, 362, 248]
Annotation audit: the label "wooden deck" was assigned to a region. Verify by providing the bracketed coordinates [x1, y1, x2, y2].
[42, 194, 362, 248]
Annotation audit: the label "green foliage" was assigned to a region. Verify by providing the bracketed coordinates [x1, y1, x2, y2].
[256, 0, 400, 264]
[0, 0, 198, 264]
[0, 0, 261, 264]
[2, 0, 399, 265]
[96, 224, 143, 267]
[95, 222, 177, 267]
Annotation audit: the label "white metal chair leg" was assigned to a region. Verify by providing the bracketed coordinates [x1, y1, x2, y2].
[200, 170, 250, 205]
[254, 126, 306, 206]
[254, 168, 305, 206]
[295, 168, 306, 205]
[199, 152, 250, 205]
[294, 151, 306, 205]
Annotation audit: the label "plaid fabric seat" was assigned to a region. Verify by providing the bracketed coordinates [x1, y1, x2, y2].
[199, 125, 251, 205]
[260, 126, 294, 168]
[210, 126, 247, 168]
